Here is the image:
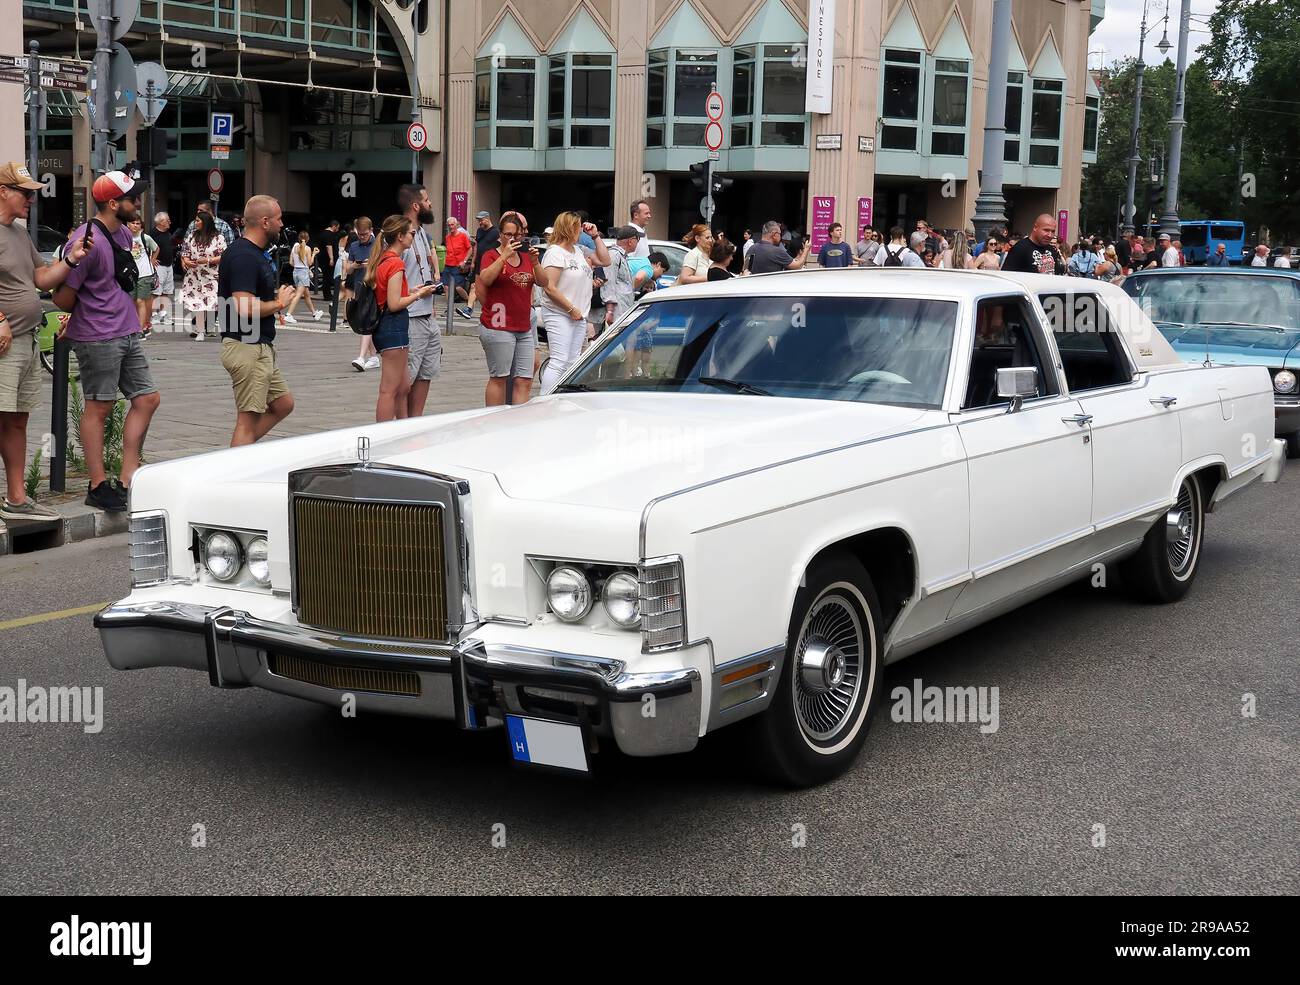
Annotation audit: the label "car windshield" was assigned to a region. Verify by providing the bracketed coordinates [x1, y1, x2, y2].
[559, 295, 958, 408]
[1123, 274, 1300, 347]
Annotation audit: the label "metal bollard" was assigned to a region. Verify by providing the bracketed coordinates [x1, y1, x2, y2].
[50, 336, 70, 493]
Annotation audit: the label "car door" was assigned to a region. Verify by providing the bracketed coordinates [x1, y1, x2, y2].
[949, 295, 1094, 621]
[1038, 290, 1181, 544]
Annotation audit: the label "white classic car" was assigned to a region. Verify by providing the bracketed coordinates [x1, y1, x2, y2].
[98, 270, 1287, 786]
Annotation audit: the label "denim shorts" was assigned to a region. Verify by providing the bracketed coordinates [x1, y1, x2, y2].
[373, 308, 409, 353]
[292, 267, 311, 288]
[72, 332, 157, 402]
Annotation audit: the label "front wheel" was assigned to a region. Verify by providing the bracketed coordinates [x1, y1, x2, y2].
[1120, 473, 1205, 603]
[747, 553, 883, 787]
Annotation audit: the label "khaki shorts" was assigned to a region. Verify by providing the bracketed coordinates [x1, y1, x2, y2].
[0, 332, 41, 414]
[221, 339, 289, 414]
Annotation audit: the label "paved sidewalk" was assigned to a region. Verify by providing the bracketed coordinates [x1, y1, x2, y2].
[25, 321, 495, 472]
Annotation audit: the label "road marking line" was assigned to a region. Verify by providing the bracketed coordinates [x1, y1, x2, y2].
[0, 602, 105, 631]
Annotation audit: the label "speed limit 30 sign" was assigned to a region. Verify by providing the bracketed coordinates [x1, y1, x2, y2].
[406, 122, 428, 151]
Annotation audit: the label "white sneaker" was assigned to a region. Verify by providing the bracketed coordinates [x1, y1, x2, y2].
[351, 357, 366, 372]
[314, 310, 325, 321]
[192, 333, 205, 342]
[284, 313, 298, 324]
[364, 355, 381, 370]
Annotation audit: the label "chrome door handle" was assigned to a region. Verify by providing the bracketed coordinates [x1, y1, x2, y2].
[1061, 414, 1093, 427]
[1149, 395, 1178, 408]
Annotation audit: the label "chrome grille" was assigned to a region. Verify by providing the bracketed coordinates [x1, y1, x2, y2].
[268, 652, 421, 697]
[292, 496, 448, 641]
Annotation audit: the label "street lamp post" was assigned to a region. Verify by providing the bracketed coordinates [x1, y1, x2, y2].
[971, 0, 1012, 242]
[1158, 0, 1192, 239]
[1123, 0, 1156, 234]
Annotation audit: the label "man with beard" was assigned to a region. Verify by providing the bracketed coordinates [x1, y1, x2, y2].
[0, 162, 89, 520]
[397, 184, 443, 416]
[52, 171, 161, 512]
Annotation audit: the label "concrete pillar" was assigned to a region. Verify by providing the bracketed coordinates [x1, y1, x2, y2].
[613, 0, 650, 231]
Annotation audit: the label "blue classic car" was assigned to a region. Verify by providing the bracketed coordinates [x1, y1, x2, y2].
[1123, 267, 1300, 457]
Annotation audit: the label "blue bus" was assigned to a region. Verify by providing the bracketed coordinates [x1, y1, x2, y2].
[1177, 220, 1246, 265]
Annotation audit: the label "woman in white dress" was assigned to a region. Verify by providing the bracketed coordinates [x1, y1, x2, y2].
[535, 211, 610, 393]
[179, 211, 226, 340]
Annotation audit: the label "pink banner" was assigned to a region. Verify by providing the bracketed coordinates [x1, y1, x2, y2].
[1057, 209, 1069, 244]
[810, 195, 836, 252]
[451, 191, 468, 227]
[857, 196, 873, 238]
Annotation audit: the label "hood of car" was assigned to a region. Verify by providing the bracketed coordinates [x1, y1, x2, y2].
[1159, 327, 1300, 369]
[376, 392, 928, 509]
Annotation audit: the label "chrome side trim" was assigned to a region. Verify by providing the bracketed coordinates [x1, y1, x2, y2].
[921, 571, 973, 597]
[1227, 448, 1273, 479]
[971, 525, 1095, 580]
[1093, 499, 1169, 533]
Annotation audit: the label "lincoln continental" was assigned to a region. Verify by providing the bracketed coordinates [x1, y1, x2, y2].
[97, 269, 1286, 786]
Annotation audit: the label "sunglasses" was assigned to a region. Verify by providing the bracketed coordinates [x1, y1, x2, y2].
[5, 185, 37, 199]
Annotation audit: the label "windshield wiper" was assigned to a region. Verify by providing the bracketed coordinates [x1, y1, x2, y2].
[696, 376, 772, 396]
[1203, 322, 1288, 332]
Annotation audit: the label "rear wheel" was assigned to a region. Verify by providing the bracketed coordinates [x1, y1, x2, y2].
[1120, 474, 1205, 603]
[748, 554, 883, 787]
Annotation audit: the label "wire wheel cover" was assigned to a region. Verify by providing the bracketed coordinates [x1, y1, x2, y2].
[1167, 479, 1199, 577]
[793, 591, 865, 742]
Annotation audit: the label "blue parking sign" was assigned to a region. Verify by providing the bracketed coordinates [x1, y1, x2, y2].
[210, 112, 233, 143]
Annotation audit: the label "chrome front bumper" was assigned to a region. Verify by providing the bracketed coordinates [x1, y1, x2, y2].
[95, 600, 701, 757]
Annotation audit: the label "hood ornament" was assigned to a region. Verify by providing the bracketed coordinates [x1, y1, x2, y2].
[357, 435, 371, 467]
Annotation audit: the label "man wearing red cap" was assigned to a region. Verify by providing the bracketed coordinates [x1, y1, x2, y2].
[0, 162, 89, 520]
[52, 171, 161, 512]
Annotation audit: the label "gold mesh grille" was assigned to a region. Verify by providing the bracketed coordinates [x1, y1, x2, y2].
[268, 652, 421, 697]
[293, 496, 448, 641]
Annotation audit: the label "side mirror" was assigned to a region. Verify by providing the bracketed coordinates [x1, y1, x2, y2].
[996, 366, 1038, 413]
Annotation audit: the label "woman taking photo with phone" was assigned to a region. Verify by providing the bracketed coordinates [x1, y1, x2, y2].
[365, 215, 436, 422]
[535, 210, 609, 393]
[475, 211, 536, 407]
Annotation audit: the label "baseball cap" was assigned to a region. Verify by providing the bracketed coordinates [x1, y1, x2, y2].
[475, 210, 491, 219]
[1158, 232, 1171, 241]
[0, 162, 45, 190]
[92, 170, 147, 204]
[611, 225, 643, 240]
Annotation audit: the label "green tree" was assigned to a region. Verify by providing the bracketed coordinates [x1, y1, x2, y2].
[1202, 0, 1300, 239]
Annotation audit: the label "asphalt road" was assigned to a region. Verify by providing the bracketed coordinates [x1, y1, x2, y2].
[1, 470, 1296, 895]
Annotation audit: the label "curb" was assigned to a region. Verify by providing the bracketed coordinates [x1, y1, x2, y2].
[0, 500, 128, 556]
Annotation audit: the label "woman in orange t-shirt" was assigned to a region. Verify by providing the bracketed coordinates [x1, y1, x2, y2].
[364, 215, 436, 422]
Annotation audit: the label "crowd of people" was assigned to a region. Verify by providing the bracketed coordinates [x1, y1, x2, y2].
[4, 159, 1297, 523]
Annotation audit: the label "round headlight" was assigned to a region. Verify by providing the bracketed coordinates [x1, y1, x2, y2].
[203, 531, 242, 583]
[246, 537, 271, 586]
[1274, 370, 1297, 394]
[547, 566, 593, 622]
[602, 571, 641, 628]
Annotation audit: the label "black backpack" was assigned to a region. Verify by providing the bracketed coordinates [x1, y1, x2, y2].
[882, 246, 905, 267]
[346, 280, 383, 335]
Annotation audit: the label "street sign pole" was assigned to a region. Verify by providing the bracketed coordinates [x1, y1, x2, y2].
[143, 79, 156, 214]
[27, 40, 41, 244]
[93, 0, 112, 174]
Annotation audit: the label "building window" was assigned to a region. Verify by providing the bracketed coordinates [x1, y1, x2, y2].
[646, 49, 667, 147]
[1084, 94, 1100, 154]
[548, 56, 565, 148]
[645, 48, 719, 146]
[760, 44, 806, 145]
[1004, 71, 1024, 163]
[732, 46, 755, 146]
[1029, 78, 1063, 166]
[881, 48, 922, 151]
[474, 55, 538, 149]
[930, 58, 969, 156]
[569, 54, 613, 147]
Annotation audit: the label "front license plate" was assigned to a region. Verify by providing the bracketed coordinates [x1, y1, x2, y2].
[505, 715, 589, 773]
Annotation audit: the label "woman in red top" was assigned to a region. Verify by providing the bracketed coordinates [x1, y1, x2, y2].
[474, 211, 538, 406]
[364, 215, 436, 422]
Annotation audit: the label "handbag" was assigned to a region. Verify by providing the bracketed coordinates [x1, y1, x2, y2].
[92, 218, 140, 294]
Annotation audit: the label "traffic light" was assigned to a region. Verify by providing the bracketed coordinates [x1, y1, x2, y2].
[689, 160, 709, 193]
[136, 127, 178, 166]
[710, 172, 733, 196]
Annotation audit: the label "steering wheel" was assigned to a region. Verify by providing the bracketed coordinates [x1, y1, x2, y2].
[848, 369, 911, 385]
